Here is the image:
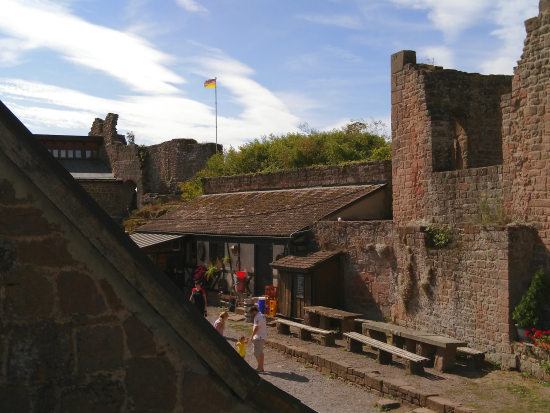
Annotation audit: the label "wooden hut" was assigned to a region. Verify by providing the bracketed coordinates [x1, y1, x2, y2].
[270, 250, 342, 319]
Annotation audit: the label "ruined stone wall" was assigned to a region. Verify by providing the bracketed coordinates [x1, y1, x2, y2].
[313, 221, 534, 362]
[0, 156, 259, 413]
[391, 51, 511, 225]
[145, 140, 219, 194]
[503, 1, 550, 271]
[79, 181, 124, 216]
[203, 161, 392, 194]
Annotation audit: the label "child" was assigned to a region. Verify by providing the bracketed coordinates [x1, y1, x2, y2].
[235, 336, 249, 357]
[214, 311, 229, 336]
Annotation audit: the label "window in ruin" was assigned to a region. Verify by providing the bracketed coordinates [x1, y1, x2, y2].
[451, 115, 467, 170]
[75, 150, 82, 158]
[86, 150, 91, 158]
[52, 149, 58, 157]
[68, 150, 74, 158]
[60, 149, 66, 158]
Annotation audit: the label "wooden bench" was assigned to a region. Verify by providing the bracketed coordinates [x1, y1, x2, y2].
[344, 332, 429, 375]
[457, 347, 485, 369]
[304, 306, 363, 333]
[358, 320, 467, 372]
[276, 319, 335, 346]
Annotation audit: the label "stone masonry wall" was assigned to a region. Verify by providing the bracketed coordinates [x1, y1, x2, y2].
[503, 1, 550, 271]
[313, 221, 534, 362]
[0, 157, 259, 412]
[391, 51, 511, 225]
[145, 140, 219, 194]
[79, 181, 124, 216]
[203, 161, 392, 194]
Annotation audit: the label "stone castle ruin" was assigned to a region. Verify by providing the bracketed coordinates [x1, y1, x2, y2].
[200, 2, 550, 366]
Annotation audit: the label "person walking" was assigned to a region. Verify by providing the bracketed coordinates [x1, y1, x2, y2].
[249, 306, 267, 372]
[214, 311, 229, 336]
[189, 279, 207, 317]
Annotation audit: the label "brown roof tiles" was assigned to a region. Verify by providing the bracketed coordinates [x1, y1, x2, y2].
[137, 184, 384, 237]
[270, 250, 342, 270]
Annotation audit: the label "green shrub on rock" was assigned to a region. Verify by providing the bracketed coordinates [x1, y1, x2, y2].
[513, 269, 550, 328]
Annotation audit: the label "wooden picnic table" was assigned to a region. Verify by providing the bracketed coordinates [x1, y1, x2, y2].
[304, 306, 363, 333]
[358, 319, 466, 372]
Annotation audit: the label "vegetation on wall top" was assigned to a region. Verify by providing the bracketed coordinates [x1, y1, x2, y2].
[179, 119, 391, 201]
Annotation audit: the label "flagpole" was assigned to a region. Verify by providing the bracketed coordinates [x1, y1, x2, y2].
[215, 77, 217, 153]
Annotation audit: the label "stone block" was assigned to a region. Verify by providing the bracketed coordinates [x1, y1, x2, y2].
[4, 267, 54, 319]
[8, 320, 73, 381]
[0, 207, 50, 236]
[99, 278, 123, 310]
[57, 271, 106, 316]
[17, 237, 74, 267]
[0, 385, 30, 413]
[78, 325, 124, 373]
[392, 51, 417, 74]
[126, 356, 177, 412]
[60, 378, 125, 413]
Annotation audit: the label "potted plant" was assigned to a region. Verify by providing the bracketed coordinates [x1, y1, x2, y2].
[512, 269, 550, 339]
[523, 329, 550, 350]
[223, 255, 231, 264]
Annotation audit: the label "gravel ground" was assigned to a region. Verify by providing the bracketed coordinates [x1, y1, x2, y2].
[207, 308, 550, 413]
[207, 310, 409, 413]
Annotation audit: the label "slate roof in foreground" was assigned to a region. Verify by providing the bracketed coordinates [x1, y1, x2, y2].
[137, 184, 385, 237]
[270, 250, 342, 270]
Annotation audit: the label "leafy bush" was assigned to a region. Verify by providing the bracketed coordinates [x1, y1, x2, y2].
[424, 226, 453, 248]
[476, 193, 508, 226]
[513, 269, 550, 328]
[201, 119, 390, 177]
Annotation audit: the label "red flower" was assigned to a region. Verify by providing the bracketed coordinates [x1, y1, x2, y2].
[520, 341, 524, 344]
[525, 331, 530, 336]
[532, 328, 536, 331]
[534, 342, 538, 346]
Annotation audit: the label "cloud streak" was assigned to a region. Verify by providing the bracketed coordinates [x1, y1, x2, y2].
[297, 14, 362, 29]
[175, 0, 208, 13]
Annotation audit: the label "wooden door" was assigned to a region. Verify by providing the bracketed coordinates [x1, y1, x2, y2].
[277, 271, 292, 316]
[254, 244, 273, 296]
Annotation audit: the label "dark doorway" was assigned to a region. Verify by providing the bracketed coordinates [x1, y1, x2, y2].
[255, 244, 273, 296]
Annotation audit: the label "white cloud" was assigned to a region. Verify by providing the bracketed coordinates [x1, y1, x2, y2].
[0, 0, 184, 94]
[383, 0, 492, 41]
[480, 0, 538, 74]
[418, 45, 454, 69]
[175, 0, 208, 13]
[297, 14, 362, 29]
[324, 45, 363, 63]
[0, 38, 36, 67]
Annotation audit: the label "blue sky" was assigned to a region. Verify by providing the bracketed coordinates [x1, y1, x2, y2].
[0, 0, 539, 147]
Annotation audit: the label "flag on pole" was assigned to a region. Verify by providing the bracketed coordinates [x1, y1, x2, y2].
[204, 79, 216, 88]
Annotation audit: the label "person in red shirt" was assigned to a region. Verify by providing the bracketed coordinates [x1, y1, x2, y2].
[189, 279, 207, 317]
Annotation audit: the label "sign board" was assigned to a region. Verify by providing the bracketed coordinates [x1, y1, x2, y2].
[296, 273, 305, 298]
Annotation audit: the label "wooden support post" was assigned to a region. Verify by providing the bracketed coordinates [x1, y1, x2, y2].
[347, 338, 363, 353]
[342, 319, 355, 333]
[392, 335, 405, 349]
[298, 328, 311, 341]
[321, 334, 335, 347]
[407, 360, 424, 376]
[307, 313, 320, 327]
[434, 347, 457, 372]
[378, 349, 392, 365]
[277, 322, 290, 335]
[419, 343, 436, 368]
[405, 339, 418, 354]
[366, 329, 387, 343]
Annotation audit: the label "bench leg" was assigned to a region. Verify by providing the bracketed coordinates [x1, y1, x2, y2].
[405, 339, 418, 354]
[277, 323, 290, 335]
[298, 328, 311, 341]
[306, 313, 319, 327]
[392, 335, 405, 349]
[378, 350, 392, 365]
[467, 353, 485, 369]
[321, 334, 335, 347]
[419, 343, 436, 368]
[434, 347, 457, 372]
[319, 315, 330, 330]
[342, 319, 355, 333]
[366, 329, 387, 343]
[347, 338, 363, 353]
[407, 360, 424, 376]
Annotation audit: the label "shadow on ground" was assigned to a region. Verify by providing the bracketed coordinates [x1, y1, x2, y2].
[260, 371, 310, 383]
